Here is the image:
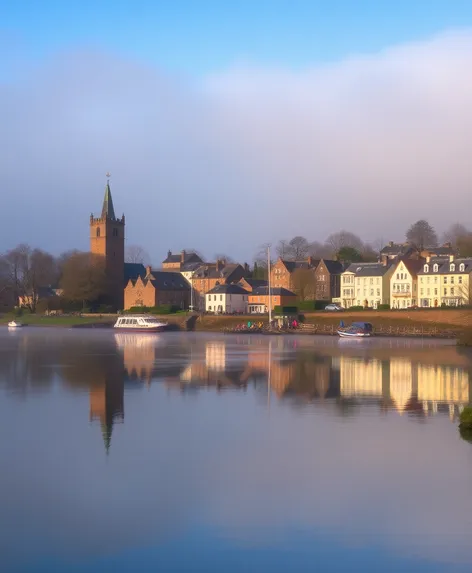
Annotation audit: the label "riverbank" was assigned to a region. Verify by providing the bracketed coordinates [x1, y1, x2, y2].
[1, 309, 471, 337]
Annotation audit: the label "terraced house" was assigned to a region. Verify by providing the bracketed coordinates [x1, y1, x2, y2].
[389, 259, 423, 309]
[418, 257, 472, 307]
[337, 262, 394, 309]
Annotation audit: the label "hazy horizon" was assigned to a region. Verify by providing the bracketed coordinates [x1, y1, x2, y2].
[2, 3, 472, 263]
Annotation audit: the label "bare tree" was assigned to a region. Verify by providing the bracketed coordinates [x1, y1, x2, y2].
[406, 220, 438, 249]
[291, 268, 315, 301]
[214, 253, 234, 263]
[275, 239, 290, 259]
[2, 244, 56, 312]
[253, 243, 273, 268]
[125, 245, 151, 265]
[457, 234, 472, 257]
[308, 241, 332, 259]
[325, 231, 364, 254]
[60, 252, 107, 307]
[441, 223, 469, 247]
[284, 236, 311, 260]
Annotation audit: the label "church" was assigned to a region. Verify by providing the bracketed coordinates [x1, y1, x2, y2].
[90, 177, 189, 311]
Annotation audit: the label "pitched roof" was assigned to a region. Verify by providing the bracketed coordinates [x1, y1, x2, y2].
[280, 259, 318, 272]
[251, 286, 297, 297]
[346, 262, 392, 277]
[396, 258, 424, 276]
[101, 180, 116, 220]
[193, 263, 244, 281]
[423, 244, 456, 256]
[417, 257, 450, 275]
[124, 263, 146, 285]
[241, 278, 267, 288]
[206, 284, 249, 295]
[380, 242, 414, 255]
[162, 251, 203, 264]
[438, 258, 472, 275]
[147, 270, 190, 291]
[319, 259, 344, 274]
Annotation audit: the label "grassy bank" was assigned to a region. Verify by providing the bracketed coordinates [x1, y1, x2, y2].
[1, 308, 470, 334]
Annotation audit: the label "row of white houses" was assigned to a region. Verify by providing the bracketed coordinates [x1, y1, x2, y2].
[333, 255, 472, 309]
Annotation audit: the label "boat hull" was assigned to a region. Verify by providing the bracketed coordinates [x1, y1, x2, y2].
[113, 326, 166, 332]
[337, 330, 371, 338]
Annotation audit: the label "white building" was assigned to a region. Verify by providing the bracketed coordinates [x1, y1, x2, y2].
[390, 259, 422, 309]
[205, 284, 249, 314]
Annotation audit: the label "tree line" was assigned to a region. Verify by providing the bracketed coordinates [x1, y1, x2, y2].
[0, 244, 149, 312]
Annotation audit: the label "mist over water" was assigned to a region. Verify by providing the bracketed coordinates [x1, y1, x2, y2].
[1, 329, 472, 572]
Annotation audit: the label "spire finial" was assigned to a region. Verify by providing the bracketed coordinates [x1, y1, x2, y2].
[106, 171, 111, 182]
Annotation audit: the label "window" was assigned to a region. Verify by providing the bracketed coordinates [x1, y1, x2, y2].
[220, 295, 223, 301]
[420, 288, 424, 295]
[96, 227, 100, 237]
[427, 288, 430, 295]
[444, 277, 447, 283]
[424, 264, 429, 273]
[376, 288, 380, 296]
[396, 273, 399, 279]
[208, 306, 212, 311]
[451, 277, 455, 284]
[460, 263, 465, 272]
[433, 264, 438, 272]
[450, 264, 455, 272]
[451, 287, 455, 295]
[370, 278, 373, 285]
[113, 228, 119, 237]
[434, 289, 437, 295]
[427, 277, 430, 284]
[444, 288, 447, 296]
[459, 276, 463, 284]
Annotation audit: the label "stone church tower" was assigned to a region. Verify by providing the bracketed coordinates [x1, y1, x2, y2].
[90, 176, 125, 310]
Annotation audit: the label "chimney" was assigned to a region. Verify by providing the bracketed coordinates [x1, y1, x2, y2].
[449, 254, 455, 262]
[426, 256, 431, 263]
[307, 256, 313, 267]
[389, 241, 394, 247]
[181, 250, 186, 264]
[216, 259, 224, 272]
[444, 242, 452, 248]
[145, 265, 152, 277]
[167, 250, 171, 258]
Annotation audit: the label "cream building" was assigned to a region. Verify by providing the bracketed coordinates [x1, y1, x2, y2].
[417, 256, 472, 307]
[338, 262, 394, 309]
[390, 259, 423, 309]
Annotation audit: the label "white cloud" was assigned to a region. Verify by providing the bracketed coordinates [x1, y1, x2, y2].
[1, 30, 472, 261]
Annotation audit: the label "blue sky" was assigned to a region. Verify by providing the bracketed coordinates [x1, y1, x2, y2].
[4, 0, 472, 75]
[2, 1, 472, 261]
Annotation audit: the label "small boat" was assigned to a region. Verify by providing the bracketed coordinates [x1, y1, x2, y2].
[337, 321, 373, 338]
[7, 321, 23, 328]
[114, 315, 168, 332]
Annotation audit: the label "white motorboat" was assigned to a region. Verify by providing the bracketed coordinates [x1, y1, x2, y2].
[8, 321, 23, 328]
[114, 315, 168, 332]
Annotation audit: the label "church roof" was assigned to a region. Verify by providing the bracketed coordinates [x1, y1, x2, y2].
[101, 181, 116, 220]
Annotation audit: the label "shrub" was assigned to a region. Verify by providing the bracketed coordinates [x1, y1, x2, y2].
[298, 300, 317, 311]
[348, 305, 364, 311]
[459, 406, 472, 428]
[274, 305, 298, 315]
[377, 304, 390, 310]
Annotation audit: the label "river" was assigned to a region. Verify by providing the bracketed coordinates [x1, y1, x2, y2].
[1, 328, 472, 572]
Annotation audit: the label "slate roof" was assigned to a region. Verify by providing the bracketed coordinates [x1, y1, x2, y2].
[280, 259, 319, 272]
[346, 262, 392, 277]
[240, 278, 268, 288]
[162, 251, 203, 264]
[418, 257, 458, 275]
[206, 284, 249, 296]
[251, 286, 297, 297]
[423, 244, 456, 256]
[380, 242, 414, 256]
[147, 271, 190, 291]
[124, 263, 146, 285]
[192, 263, 244, 281]
[438, 258, 472, 275]
[319, 259, 344, 274]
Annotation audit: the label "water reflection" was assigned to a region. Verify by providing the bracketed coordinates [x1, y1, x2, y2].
[2, 330, 472, 572]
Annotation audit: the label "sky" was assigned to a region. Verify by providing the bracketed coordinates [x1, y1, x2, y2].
[2, 1, 472, 263]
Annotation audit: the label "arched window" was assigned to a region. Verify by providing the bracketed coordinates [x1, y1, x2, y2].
[450, 263, 455, 272]
[460, 263, 465, 272]
[96, 227, 100, 237]
[424, 264, 429, 273]
[433, 264, 438, 272]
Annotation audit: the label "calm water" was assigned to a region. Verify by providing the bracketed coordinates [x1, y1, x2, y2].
[1, 329, 472, 573]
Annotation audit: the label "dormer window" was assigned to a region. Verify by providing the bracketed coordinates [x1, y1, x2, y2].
[460, 263, 465, 272]
[433, 264, 438, 272]
[424, 264, 429, 273]
[450, 264, 455, 272]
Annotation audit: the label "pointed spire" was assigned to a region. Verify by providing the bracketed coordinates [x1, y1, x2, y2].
[101, 173, 116, 220]
[101, 420, 113, 455]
